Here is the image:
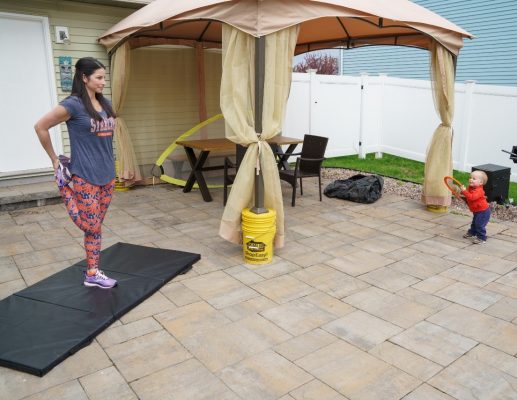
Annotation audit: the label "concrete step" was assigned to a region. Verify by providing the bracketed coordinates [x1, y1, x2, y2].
[0, 182, 61, 212]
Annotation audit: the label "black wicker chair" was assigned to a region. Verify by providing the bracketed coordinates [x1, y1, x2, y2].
[278, 134, 328, 206]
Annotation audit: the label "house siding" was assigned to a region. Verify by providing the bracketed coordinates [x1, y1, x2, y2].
[0, 0, 134, 157]
[339, 0, 517, 86]
[1, 0, 222, 181]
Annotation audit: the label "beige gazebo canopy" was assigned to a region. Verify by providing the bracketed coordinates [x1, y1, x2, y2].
[99, 0, 471, 55]
[99, 0, 472, 248]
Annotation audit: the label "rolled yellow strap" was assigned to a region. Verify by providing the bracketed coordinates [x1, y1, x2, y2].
[153, 114, 225, 188]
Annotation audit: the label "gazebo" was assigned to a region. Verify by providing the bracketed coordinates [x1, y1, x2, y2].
[98, 0, 472, 247]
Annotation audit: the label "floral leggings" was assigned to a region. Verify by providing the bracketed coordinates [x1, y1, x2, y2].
[59, 175, 115, 271]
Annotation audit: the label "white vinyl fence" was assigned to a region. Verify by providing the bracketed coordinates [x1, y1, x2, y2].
[283, 71, 517, 182]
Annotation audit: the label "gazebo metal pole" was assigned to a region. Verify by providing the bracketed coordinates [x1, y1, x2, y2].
[251, 35, 268, 214]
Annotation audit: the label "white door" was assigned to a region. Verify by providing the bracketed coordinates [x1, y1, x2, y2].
[0, 12, 61, 178]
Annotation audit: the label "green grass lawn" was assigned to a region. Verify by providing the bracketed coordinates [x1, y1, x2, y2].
[322, 153, 517, 201]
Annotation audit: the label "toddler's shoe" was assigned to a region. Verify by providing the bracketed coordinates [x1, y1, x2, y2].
[471, 237, 486, 244]
[55, 155, 71, 188]
[84, 270, 117, 288]
[463, 232, 475, 238]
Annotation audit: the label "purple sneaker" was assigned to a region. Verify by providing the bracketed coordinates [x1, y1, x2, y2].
[55, 155, 71, 188]
[84, 270, 117, 289]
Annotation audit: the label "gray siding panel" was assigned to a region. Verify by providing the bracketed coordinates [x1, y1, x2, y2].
[339, 0, 517, 86]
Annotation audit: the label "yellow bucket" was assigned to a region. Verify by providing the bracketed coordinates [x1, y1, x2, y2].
[241, 208, 276, 265]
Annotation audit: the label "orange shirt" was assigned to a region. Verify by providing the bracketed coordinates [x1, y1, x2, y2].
[462, 185, 489, 212]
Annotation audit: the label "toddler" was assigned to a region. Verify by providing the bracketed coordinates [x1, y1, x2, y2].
[461, 170, 490, 244]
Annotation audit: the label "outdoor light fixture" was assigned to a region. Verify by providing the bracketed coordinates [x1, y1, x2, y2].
[55, 26, 70, 44]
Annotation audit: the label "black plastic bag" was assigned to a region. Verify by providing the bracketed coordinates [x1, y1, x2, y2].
[324, 174, 384, 204]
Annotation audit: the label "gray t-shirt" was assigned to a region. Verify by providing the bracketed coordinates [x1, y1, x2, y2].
[60, 96, 116, 186]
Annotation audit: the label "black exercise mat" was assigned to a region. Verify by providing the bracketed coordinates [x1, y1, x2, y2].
[16, 266, 166, 318]
[0, 296, 113, 377]
[75, 242, 198, 281]
[0, 242, 200, 376]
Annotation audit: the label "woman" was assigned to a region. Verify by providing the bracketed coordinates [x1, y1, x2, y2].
[35, 57, 117, 288]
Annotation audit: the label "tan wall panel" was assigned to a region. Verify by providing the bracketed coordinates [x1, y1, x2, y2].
[122, 47, 200, 166]
[121, 47, 222, 169]
[204, 49, 223, 118]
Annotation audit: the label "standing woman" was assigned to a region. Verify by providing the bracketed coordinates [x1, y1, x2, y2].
[35, 57, 117, 288]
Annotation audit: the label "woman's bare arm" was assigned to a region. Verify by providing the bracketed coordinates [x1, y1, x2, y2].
[34, 105, 70, 170]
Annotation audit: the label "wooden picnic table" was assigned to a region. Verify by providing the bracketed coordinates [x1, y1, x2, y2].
[176, 136, 303, 202]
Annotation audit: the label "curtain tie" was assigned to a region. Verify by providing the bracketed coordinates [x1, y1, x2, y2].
[255, 136, 265, 174]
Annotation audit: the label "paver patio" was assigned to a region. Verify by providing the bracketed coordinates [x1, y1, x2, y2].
[1, 179, 517, 400]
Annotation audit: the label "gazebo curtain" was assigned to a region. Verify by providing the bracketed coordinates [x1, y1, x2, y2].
[218, 24, 299, 248]
[422, 41, 455, 207]
[111, 42, 142, 186]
